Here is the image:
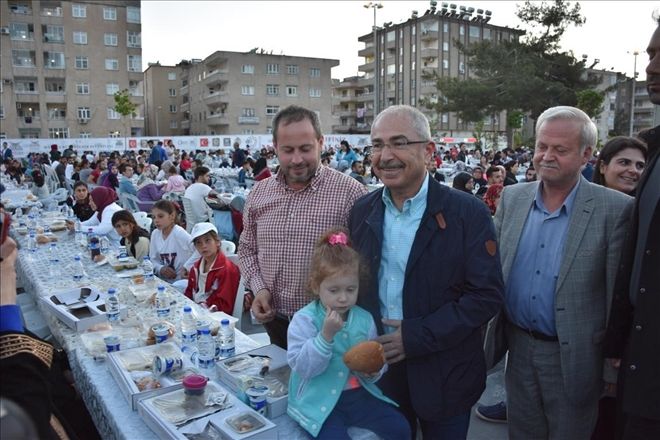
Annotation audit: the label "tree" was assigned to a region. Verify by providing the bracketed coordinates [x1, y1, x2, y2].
[114, 89, 137, 146]
[422, 1, 596, 148]
[576, 89, 605, 118]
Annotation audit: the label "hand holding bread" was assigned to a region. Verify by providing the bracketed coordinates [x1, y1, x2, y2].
[343, 340, 386, 375]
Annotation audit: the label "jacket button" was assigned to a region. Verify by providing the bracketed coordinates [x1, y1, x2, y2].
[320, 406, 327, 412]
[630, 364, 637, 371]
[640, 288, 646, 294]
[635, 325, 642, 331]
[646, 249, 651, 255]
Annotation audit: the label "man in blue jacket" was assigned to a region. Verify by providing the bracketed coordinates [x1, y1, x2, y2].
[348, 105, 504, 439]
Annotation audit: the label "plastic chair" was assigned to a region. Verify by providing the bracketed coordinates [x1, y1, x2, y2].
[221, 240, 236, 255]
[227, 254, 246, 331]
[181, 196, 211, 232]
[132, 211, 152, 232]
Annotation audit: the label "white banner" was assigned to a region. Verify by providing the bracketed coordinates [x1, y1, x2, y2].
[3, 134, 372, 158]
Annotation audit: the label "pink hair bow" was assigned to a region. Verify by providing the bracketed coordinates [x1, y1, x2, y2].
[328, 232, 348, 246]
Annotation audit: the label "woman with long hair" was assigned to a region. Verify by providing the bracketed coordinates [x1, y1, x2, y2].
[111, 210, 150, 260]
[593, 136, 647, 196]
[252, 157, 272, 181]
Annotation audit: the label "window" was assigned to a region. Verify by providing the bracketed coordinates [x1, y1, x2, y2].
[309, 88, 321, 98]
[241, 64, 254, 74]
[15, 79, 37, 93]
[43, 25, 64, 43]
[77, 107, 91, 120]
[309, 67, 321, 77]
[242, 129, 255, 135]
[104, 33, 118, 46]
[387, 31, 395, 42]
[241, 85, 255, 95]
[442, 114, 448, 123]
[103, 7, 116, 20]
[168, 88, 176, 97]
[127, 55, 141, 72]
[266, 84, 279, 96]
[469, 25, 480, 38]
[387, 64, 395, 74]
[44, 52, 65, 69]
[0, 107, 4, 119]
[105, 58, 119, 70]
[12, 50, 35, 67]
[265, 105, 279, 116]
[412, 61, 416, 71]
[266, 64, 279, 74]
[109, 131, 121, 138]
[75, 56, 88, 69]
[443, 23, 449, 33]
[483, 28, 491, 40]
[127, 31, 141, 48]
[10, 22, 34, 40]
[286, 85, 297, 97]
[459, 25, 465, 36]
[286, 64, 299, 75]
[49, 128, 69, 139]
[76, 82, 89, 94]
[106, 83, 119, 95]
[169, 105, 177, 113]
[80, 132, 91, 138]
[72, 3, 86, 17]
[129, 80, 142, 96]
[107, 108, 120, 119]
[443, 41, 449, 52]
[242, 108, 256, 117]
[167, 72, 176, 80]
[126, 6, 140, 23]
[73, 31, 87, 44]
[459, 62, 465, 73]
[169, 120, 177, 129]
[443, 59, 449, 69]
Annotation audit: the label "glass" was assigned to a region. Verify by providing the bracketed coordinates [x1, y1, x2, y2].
[371, 139, 429, 152]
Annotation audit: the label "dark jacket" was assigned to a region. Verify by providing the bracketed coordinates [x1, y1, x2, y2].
[604, 125, 660, 421]
[348, 176, 504, 420]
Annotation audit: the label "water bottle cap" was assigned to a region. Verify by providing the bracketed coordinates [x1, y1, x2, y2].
[143, 256, 150, 260]
[50, 242, 56, 246]
[108, 288, 116, 294]
[183, 306, 192, 312]
[157, 285, 165, 291]
[74, 255, 81, 261]
[221, 319, 230, 325]
[200, 328, 210, 335]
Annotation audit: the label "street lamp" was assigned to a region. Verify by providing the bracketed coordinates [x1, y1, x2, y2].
[628, 50, 639, 136]
[364, 2, 383, 121]
[156, 105, 162, 136]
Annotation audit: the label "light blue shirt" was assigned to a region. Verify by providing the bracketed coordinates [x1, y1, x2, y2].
[505, 180, 580, 336]
[378, 176, 428, 332]
[119, 176, 137, 195]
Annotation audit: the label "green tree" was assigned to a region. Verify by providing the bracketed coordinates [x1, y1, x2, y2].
[422, 1, 595, 148]
[576, 89, 605, 118]
[114, 89, 137, 146]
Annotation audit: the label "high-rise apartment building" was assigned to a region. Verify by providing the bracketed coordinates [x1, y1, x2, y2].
[0, 0, 144, 139]
[356, 5, 523, 138]
[143, 50, 339, 137]
[331, 76, 371, 134]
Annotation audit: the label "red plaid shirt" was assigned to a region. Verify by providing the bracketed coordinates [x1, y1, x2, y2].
[239, 166, 368, 317]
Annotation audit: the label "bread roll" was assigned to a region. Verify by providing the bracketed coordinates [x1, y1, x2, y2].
[343, 341, 385, 374]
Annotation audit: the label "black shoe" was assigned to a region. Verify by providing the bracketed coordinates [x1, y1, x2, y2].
[475, 401, 507, 423]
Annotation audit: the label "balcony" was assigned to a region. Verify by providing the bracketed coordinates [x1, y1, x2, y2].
[9, 3, 32, 15]
[206, 113, 228, 127]
[357, 92, 374, 103]
[203, 90, 228, 106]
[180, 101, 189, 111]
[337, 94, 359, 103]
[333, 108, 356, 117]
[420, 47, 438, 59]
[181, 119, 190, 128]
[41, 6, 63, 17]
[205, 69, 228, 86]
[358, 46, 375, 57]
[238, 116, 260, 125]
[420, 29, 439, 41]
[332, 123, 371, 133]
[358, 61, 375, 72]
[14, 92, 40, 103]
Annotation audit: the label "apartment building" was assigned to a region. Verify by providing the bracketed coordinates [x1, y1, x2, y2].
[331, 76, 371, 134]
[143, 62, 185, 136]
[0, 0, 144, 139]
[143, 50, 339, 137]
[356, 4, 523, 139]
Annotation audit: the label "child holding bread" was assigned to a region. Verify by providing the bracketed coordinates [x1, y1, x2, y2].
[286, 228, 409, 439]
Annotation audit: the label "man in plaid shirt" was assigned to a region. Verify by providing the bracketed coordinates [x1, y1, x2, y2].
[239, 106, 367, 348]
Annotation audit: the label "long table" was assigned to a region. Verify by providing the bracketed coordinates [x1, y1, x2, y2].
[14, 226, 376, 440]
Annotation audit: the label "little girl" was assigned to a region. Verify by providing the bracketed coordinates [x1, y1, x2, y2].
[111, 210, 150, 260]
[164, 166, 187, 193]
[184, 222, 240, 314]
[149, 200, 195, 281]
[287, 228, 410, 440]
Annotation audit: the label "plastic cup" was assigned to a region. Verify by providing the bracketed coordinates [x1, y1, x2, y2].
[152, 324, 169, 344]
[104, 335, 121, 352]
[183, 374, 208, 396]
[245, 385, 269, 414]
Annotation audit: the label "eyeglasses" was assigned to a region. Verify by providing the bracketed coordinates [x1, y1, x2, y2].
[371, 139, 429, 152]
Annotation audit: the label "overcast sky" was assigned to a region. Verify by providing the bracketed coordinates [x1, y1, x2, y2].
[141, 1, 657, 80]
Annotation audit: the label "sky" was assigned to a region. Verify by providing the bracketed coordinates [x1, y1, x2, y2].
[141, 1, 657, 80]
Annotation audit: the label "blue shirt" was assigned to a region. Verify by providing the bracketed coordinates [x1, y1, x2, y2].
[378, 176, 428, 332]
[0, 305, 24, 333]
[505, 180, 580, 336]
[119, 176, 137, 195]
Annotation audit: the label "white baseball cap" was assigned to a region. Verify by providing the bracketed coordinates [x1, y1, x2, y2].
[190, 222, 218, 242]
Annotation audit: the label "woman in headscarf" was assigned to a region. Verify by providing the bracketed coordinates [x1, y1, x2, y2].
[69, 187, 123, 243]
[99, 161, 119, 190]
[137, 164, 166, 211]
[483, 183, 504, 216]
[451, 172, 475, 195]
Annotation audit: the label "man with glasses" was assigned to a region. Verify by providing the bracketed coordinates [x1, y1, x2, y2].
[349, 105, 504, 439]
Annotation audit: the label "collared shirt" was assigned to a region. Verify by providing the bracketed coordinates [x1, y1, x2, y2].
[505, 180, 580, 336]
[119, 176, 137, 195]
[239, 165, 367, 317]
[378, 175, 429, 331]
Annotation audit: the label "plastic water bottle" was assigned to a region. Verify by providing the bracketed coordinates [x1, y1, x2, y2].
[197, 328, 216, 370]
[74, 220, 83, 244]
[155, 285, 171, 318]
[141, 256, 154, 282]
[72, 255, 84, 282]
[100, 236, 110, 255]
[27, 214, 37, 234]
[180, 306, 197, 352]
[217, 319, 235, 359]
[27, 231, 37, 259]
[15, 207, 23, 218]
[105, 288, 120, 323]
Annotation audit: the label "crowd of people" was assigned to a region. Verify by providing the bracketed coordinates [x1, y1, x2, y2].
[1, 17, 658, 440]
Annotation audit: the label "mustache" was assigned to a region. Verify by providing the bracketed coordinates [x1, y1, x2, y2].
[647, 74, 660, 84]
[377, 160, 404, 169]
